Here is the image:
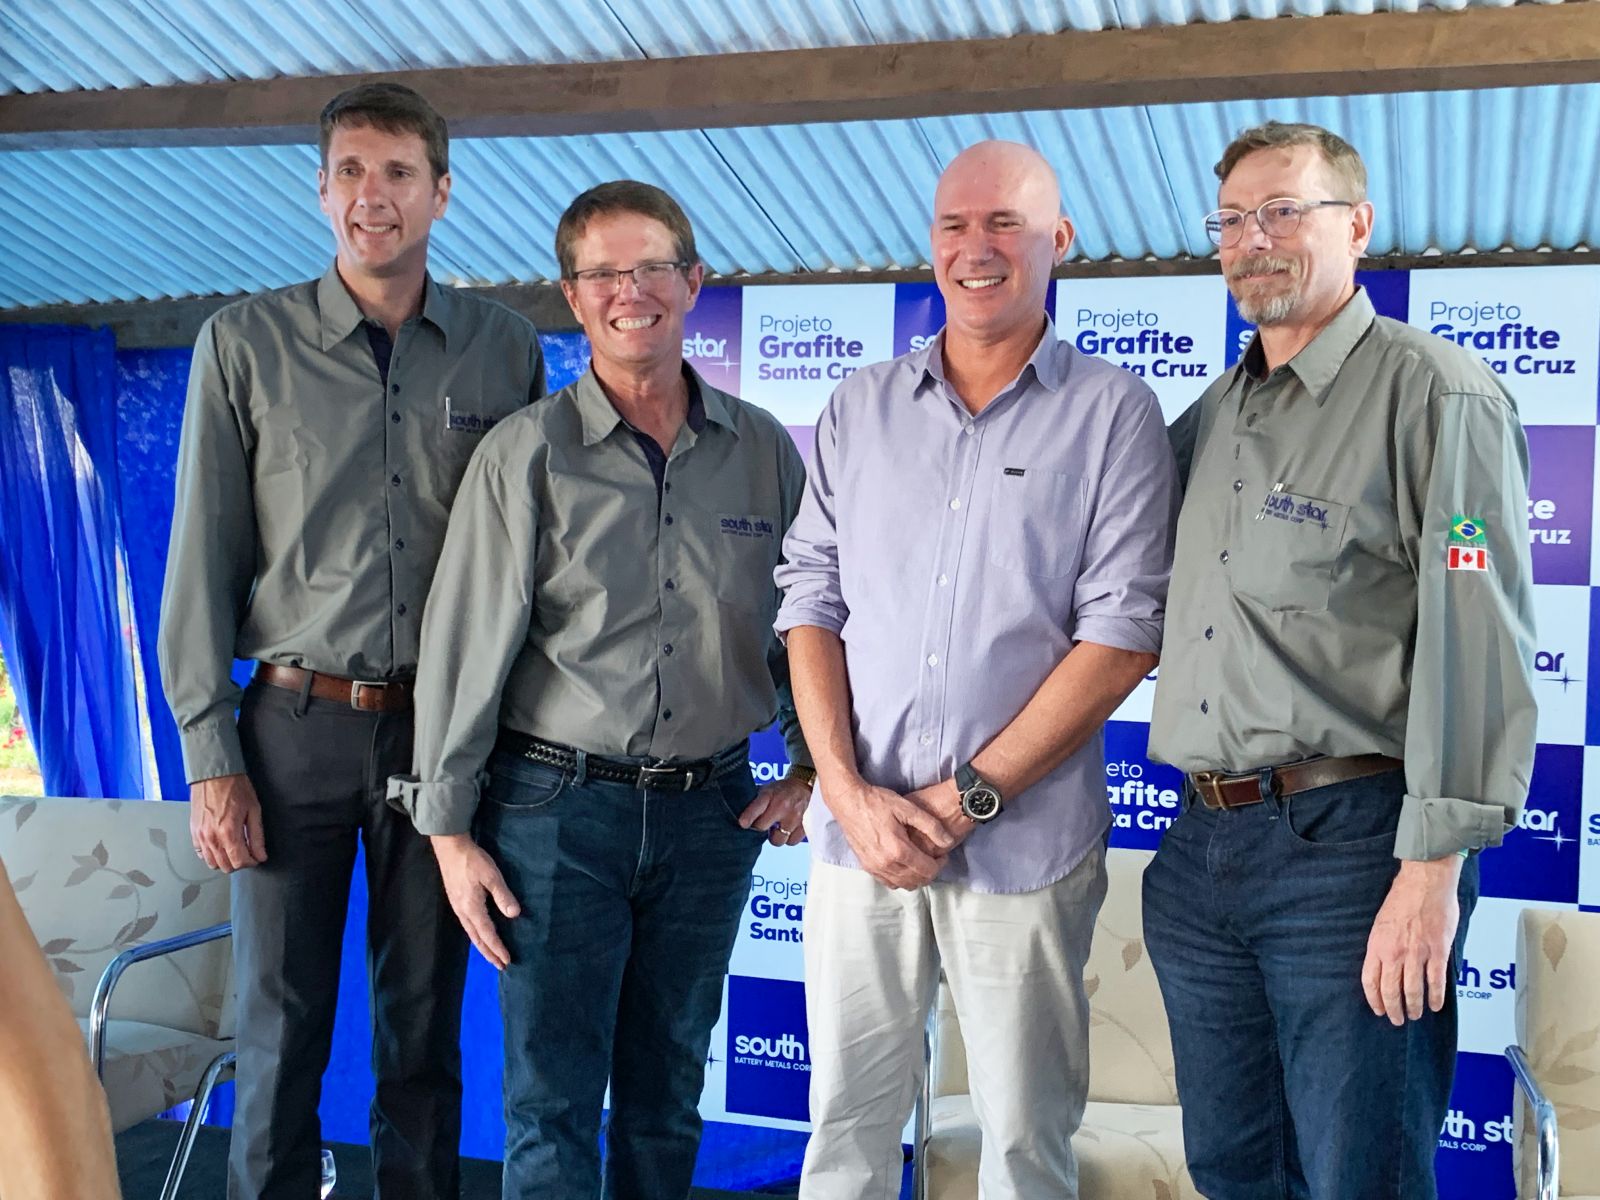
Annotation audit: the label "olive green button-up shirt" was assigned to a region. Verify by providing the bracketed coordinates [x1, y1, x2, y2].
[158, 265, 545, 784]
[392, 367, 812, 837]
[1149, 288, 1537, 860]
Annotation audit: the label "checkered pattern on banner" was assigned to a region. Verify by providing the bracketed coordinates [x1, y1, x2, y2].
[685, 267, 1600, 1197]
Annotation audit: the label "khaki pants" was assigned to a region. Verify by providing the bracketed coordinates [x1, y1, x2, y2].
[799, 844, 1108, 1200]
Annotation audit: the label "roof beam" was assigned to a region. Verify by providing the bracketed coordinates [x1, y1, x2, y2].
[2, 5, 1597, 150]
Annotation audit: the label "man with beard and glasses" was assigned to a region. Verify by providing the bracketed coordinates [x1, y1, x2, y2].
[1144, 120, 1537, 1199]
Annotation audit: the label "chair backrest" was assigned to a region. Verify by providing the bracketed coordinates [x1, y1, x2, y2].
[931, 847, 1178, 1106]
[0, 796, 232, 1040]
[1514, 907, 1600, 1197]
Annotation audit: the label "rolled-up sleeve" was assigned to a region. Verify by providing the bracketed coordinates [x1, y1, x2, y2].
[388, 439, 539, 835]
[1070, 389, 1179, 656]
[774, 394, 849, 638]
[158, 317, 257, 784]
[1394, 389, 1537, 860]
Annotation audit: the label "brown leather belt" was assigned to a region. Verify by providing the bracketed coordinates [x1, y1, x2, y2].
[255, 663, 414, 713]
[1189, 753, 1402, 810]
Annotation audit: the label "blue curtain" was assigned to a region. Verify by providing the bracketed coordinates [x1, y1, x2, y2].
[0, 325, 145, 799]
[115, 348, 199, 800]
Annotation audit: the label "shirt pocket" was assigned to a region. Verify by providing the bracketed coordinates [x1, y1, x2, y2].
[711, 511, 783, 616]
[984, 468, 1086, 579]
[1230, 486, 1350, 613]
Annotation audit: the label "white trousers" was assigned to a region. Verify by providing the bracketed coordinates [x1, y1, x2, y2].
[798, 844, 1107, 1200]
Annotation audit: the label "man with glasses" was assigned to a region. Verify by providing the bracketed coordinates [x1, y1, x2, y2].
[390, 180, 813, 1198]
[1145, 120, 1536, 1199]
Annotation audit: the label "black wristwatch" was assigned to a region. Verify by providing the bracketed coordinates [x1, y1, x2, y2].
[955, 761, 1004, 823]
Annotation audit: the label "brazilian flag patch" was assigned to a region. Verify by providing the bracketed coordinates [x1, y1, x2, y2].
[1449, 515, 1486, 545]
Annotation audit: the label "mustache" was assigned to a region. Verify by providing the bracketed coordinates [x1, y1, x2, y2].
[1226, 255, 1298, 282]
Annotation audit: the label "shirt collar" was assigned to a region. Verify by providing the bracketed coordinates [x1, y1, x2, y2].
[576, 363, 734, 447]
[913, 314, 1063, 397]
[316, 262, 452, 351]
[1239, 286, 1376, 405]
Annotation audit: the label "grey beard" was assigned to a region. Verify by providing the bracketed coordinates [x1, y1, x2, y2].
[1234, 287, 1299, 326]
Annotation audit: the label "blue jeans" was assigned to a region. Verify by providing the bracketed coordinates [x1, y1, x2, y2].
[1142, 769, 1478, 1200]
[476, 747, 766, 1200]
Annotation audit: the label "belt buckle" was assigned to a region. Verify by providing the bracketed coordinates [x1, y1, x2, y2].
[636, 763, 689, 792]
[349, 679, 388, 710]
[1193, 770, 1228, 810]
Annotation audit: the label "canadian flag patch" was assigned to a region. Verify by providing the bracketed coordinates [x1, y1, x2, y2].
[1447, 545, 1488, 572]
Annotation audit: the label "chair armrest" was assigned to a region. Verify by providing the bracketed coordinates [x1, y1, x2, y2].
[89, 921, 231, 1077]
[1505, 1043, 1560, 1200]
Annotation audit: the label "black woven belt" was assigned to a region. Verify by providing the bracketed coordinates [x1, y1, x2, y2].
[494, 729, 747, 792]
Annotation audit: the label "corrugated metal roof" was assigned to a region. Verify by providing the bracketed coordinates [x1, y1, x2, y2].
[3, 83, 1597, 309]
[0, 0, 1576, 94]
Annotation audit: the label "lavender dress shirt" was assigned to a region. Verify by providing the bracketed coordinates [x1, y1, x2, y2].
[775, 322, 1179, 893]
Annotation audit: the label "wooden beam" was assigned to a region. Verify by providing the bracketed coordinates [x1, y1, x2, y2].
[3, 249, 1590, 349]
[2, 5, 1596, 150]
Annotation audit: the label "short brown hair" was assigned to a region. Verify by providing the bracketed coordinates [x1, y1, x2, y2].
[555, 181, 698, 279]
[1215, 121, 1367, 203]
[319, 83, 448, 180]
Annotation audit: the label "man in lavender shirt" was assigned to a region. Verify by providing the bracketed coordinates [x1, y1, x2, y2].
[775, 140, 1179, 1199]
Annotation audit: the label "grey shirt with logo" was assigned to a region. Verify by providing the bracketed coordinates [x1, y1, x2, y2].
[158, 264, 546, 784]
[391, 367, 812, 837]
[1148, 287, 1537, 860]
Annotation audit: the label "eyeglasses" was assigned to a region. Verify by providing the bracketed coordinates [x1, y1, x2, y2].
[1203, 198, 1354, 248]
[567, 260, 688, 294]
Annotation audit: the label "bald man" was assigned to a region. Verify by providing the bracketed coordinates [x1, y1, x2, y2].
[776, 141, 1179, 1198]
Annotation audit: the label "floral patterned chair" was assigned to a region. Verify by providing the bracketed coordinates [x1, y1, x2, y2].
[917, 847, 1198, 1200]
[1510, 908, 1600, 1200]
[0, 795, 233, 1200]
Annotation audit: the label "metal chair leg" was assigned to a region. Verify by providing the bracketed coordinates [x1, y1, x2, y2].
[158, 1051, 236, 1200]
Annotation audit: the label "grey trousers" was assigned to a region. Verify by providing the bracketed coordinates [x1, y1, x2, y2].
[228, 679, 468, 1200]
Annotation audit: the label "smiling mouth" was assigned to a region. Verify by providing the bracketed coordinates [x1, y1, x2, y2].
[354, 222, 397, 235]
[611, 315, 660, 330]
[958, 277, 1004, 290]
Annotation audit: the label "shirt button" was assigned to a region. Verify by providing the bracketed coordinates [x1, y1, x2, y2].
[391, 412, 401, 424]
[397, 604, 408, 616]
[927, 654, 939, 667]
[1246, 413, 1257, 427]
[937, 574, 948, 586]
[663, 709, 673, 721]
[663, 643, 674, 656]
[394, 538, 405, 550]
[391, 383, 400, 395]
[949, 499, 961, 511]
[963, 425, 974, 437]
[665, 482, 672, 493]
[1219, 550, 1229, 564]
[1204, 626, 1214, 640]
[391, 474, 401, 486]
[1200, 699, 1209, 714]
[664, 513, 674, 526]
[664, 579, 676, 591]
[1232, 479, 1242, 492]
[920, 734, 934, 746]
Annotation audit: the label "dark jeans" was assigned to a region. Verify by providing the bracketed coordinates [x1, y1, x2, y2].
[230, 680, 469, 1200]
[1142, 769, 1478, 1200]
[477, 747, 766, 1200]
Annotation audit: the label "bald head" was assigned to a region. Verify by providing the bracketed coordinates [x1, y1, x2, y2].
[931, 140, 1073, 351]
[935, 140, 1062, 229]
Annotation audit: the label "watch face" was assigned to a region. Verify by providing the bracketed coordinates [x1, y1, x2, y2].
[964, 786, 1001, 821]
